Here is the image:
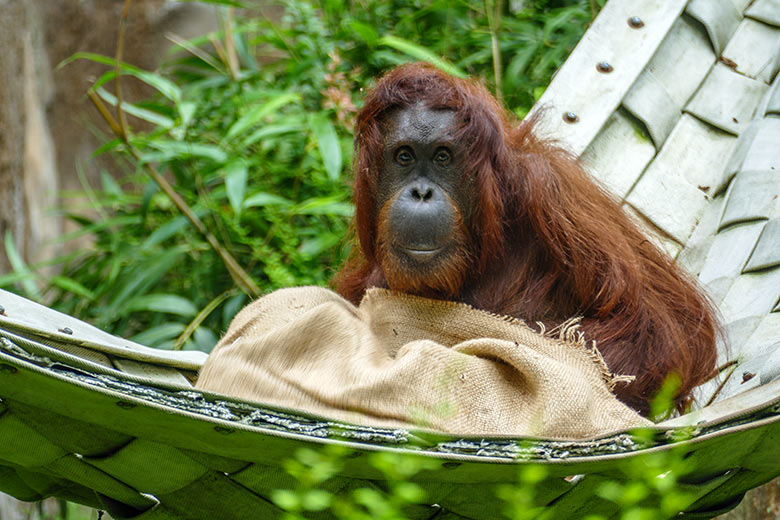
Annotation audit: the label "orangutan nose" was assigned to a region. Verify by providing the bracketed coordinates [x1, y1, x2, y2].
[391, 181, 454, 253]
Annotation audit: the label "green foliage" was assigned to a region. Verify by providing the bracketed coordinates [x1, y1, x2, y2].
[270, 427, 699, 519]
[267, 380, 698, 519]
[272, 446, 440, 520]
[496, 464, 551, 520]
[2, 0, 594, 349]
[252, 0, 593, 113]
[581, 426, 698, 520]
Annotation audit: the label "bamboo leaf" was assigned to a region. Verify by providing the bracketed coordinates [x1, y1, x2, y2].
[101, 171, 123, 198]
[222, 293, 246, 324]
[293, 196, 353, 216]
[49, 276, 96, 300]
[140, 180, 158, 220]
[139, 140, 228, 163]
[308, 113, 342, 181]
[243, 123, 304, 146]
[61, 53, 182, 103]
[224, 160, 248, 217]
[56, 215, 142, 244]
[188, 326, 218, 352]
[348, 21, 379, 45]
[95, 87, 174, 128]
[3, 231, 40, 299]
[225, 93, 300, 141]
[131, 323, 186, 348]
[142, 215, 191, 250]
[126, 294, 198, 317]
[377, 36, 466, 78]
[92, 138, 123, 158]
[0, 272, 40, 288]
[178, 102, 197, 129]
[106, 248, 183, 316]
[243, 192, 293, 209]
[505, 43, 538, 80]
[298, 233, 341, 257]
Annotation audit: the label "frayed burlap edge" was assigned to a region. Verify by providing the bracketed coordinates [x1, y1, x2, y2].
[368, 289, 635, 393]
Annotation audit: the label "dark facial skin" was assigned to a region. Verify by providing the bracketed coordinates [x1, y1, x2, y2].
[375, 103, 476, 296]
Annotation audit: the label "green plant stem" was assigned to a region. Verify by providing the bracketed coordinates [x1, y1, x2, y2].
[165, 32, 226, 73]
[175, 289, 234, 350]
[704, 363, 738, 407]
[485, 0, 504, 105]
[115, 0, 132, 139]
[223, 7, 240, 79]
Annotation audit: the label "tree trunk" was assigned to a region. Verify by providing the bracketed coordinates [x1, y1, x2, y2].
[0, 0, 217, 279]
[0, 0, 29, 275]
[0, 0, 213, 515]
[718, 477, 780, 520]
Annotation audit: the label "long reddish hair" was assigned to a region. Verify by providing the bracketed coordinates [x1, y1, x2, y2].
[335, 62, 718, 414]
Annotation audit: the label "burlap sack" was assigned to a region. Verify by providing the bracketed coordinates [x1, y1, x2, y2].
[196, 287, 651, 439]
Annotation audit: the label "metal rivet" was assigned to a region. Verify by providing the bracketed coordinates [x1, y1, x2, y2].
[0, 364, 17, 374]
[563, 111, 579, 123]
[628, 16, 644, 28]
[116, 401, 136, 409]
[597, 61, 613, 73]
[59, 327, 73, 335]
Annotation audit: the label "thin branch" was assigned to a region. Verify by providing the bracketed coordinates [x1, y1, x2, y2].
[87, 90, 122, 136]
[209, 34, 230, 71]
[485, 0, 504, 105]
[174, 290, 234, 350]
[223, 7, 240, 80]
[115, 0, 132, 139]
[704, 362, 738, 407]
[711, 359, 739, 379]
[165, 32, 225, 73]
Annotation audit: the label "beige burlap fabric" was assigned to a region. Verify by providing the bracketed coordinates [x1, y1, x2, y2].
[196, 287, 650, 439]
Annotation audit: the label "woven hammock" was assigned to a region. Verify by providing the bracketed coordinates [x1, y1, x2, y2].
[0, 288, 779, 519]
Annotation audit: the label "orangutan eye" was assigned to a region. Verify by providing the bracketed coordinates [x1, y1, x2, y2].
[395, 147, 415, 166]
[434, 148, 452, 166]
